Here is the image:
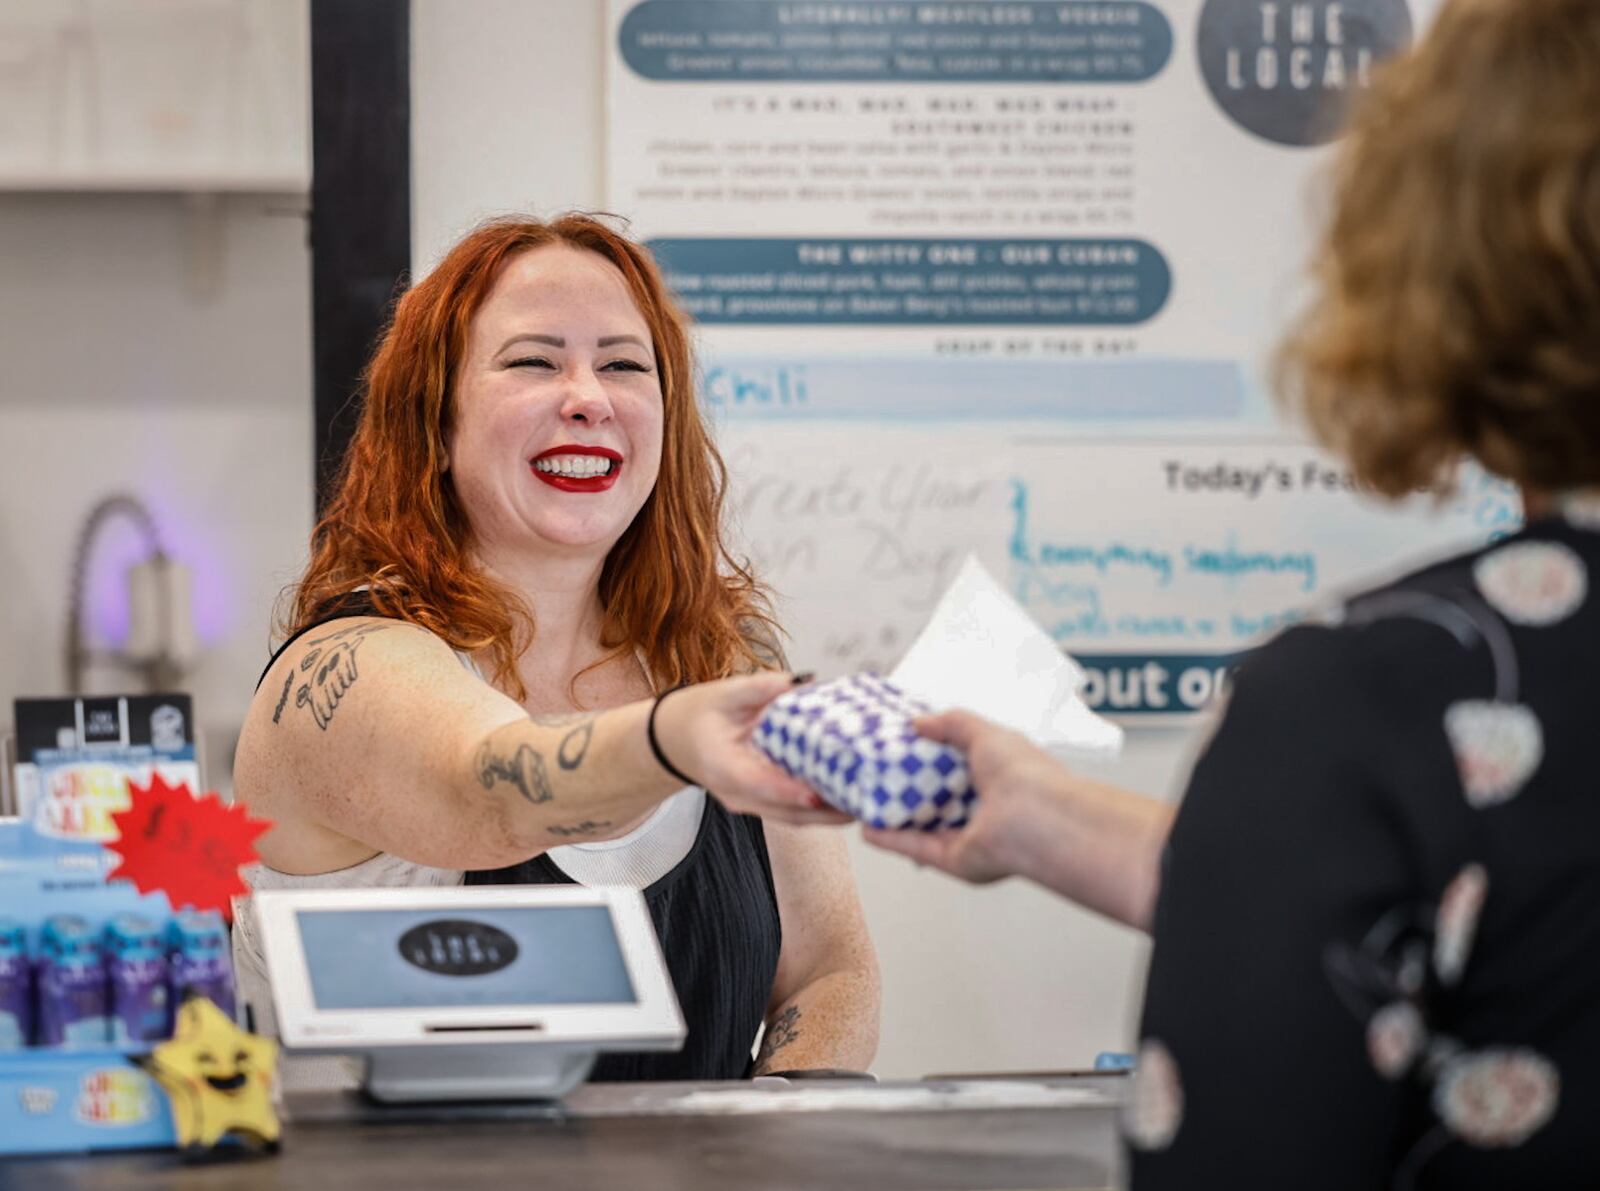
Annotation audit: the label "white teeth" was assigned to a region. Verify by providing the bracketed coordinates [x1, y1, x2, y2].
[533, 454, 614, 478]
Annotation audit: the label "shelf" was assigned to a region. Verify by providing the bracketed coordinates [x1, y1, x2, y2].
[0, 171, 309, 195]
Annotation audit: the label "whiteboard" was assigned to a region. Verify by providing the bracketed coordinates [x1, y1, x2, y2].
[603, 0, 1508, 717]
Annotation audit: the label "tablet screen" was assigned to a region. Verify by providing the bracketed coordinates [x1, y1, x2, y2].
[294, 905, 638, 1010]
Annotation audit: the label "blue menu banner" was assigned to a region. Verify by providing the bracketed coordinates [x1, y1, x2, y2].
[650, 237, 1172, 325]
[618, 1, 1174, 84]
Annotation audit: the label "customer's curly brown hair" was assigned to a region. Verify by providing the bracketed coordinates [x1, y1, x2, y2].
[1278, 0, 1600, 498]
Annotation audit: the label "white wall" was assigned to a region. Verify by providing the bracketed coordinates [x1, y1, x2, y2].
[412, 0, 606, 273]
[0, 193, 314, 795]
[411, 0, 1208, 1079]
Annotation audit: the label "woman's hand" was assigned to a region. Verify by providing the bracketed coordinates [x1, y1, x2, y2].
[862, 709, 1174, 931]
[653, 673, 855, 827]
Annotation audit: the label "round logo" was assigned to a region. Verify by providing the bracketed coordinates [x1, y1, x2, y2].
[398, 919, 518, 977]
[1197, 0, 1413, 146]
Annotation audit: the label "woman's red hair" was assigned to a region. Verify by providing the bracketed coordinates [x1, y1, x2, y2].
[288, 213, 778, 700]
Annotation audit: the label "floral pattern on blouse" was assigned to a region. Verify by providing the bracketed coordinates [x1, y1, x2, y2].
[1443, 700, 1544, 808]
[1434, 864, 1488, 987]
[1368, 1001, 1427, 1080]
[1320, 564, 1575, 1184]
[1559, 492, 1600, 532]
[1432, 1048, 1560, 1148]
[1473, 541, 1587, 627]
[1122, 1039, 1184, 1152]
[1326, 891, 1562, 1183]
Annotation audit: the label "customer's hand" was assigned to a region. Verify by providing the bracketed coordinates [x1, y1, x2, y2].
[653, 673, 855, 827]
[861, 710, 1061, 884]
[863, 708, 1174, 930]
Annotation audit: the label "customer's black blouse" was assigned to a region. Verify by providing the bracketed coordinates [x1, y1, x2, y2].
[1127, 509, 1600, 1188]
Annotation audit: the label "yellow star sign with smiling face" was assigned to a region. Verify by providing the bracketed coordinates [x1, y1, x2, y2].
[143, 996, 281, 1154]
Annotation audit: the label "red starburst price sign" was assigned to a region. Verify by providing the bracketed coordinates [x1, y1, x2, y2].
[107, 774, 272, 918]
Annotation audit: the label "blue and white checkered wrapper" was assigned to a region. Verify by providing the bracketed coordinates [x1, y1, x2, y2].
[754, 673, 975, 830]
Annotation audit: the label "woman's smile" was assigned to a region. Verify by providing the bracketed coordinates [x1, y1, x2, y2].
[448, 243, 665, 554]
[530, 445, 623, 493]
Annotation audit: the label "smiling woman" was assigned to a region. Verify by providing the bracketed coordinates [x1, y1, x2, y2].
[230, 214, 880, 1086]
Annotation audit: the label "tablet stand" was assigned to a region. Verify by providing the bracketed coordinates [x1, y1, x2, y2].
[359, 1043, 598, 1103]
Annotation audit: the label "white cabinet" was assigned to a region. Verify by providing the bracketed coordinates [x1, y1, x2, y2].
[0, 0, 308, 192]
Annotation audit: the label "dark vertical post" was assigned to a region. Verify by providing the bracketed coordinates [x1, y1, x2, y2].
[310, 0, 411, 512]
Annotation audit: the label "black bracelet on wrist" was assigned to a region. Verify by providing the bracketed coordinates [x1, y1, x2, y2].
[647, 682, 697, 787]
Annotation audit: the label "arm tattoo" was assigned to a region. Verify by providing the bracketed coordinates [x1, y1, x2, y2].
[753, 1006, 802, 1072]
[527, 712, 598, 772]
[294, 634, 371, 732]
[288, 623, 392, 732]
[557, 718, 596, 771]
[271, 673, 293, 724]
[545, 818, 613, 838]
[474, 741, 554, 805]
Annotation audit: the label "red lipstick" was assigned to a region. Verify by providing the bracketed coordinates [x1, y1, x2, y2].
[530, 445, 623, 493]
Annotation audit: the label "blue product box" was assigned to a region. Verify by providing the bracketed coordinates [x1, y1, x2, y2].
[0, 821, 185, 1156]
[1, 1049, 177, 1155]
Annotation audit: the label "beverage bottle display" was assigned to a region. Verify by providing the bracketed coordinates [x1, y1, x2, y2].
[37, 915, 111, 1047]
[0, 919, 32, 1049]
[168, 910, 235, 1020]
[107, 914, 172, 1044]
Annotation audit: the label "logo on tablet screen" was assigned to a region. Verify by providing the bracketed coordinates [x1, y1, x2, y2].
[398, 919, 518, 977]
